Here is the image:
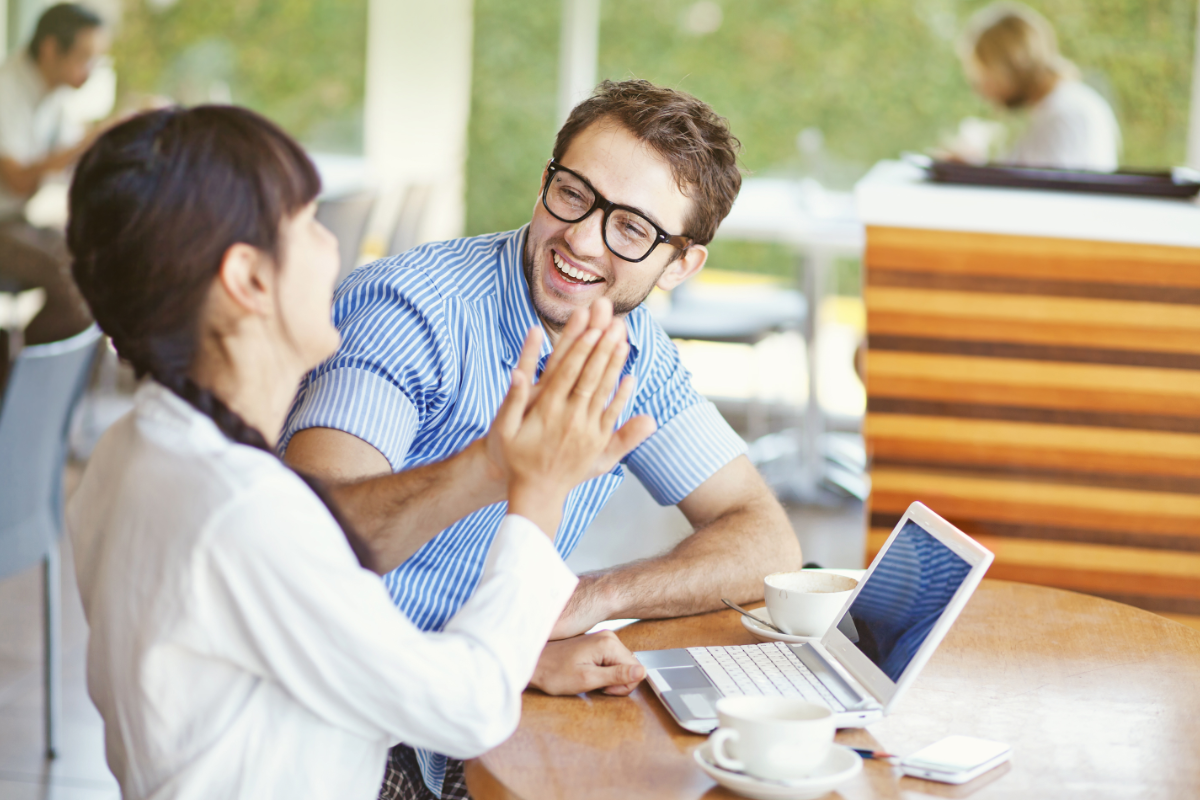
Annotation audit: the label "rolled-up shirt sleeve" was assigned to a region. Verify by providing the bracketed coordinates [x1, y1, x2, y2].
[279, 259, 457, 470]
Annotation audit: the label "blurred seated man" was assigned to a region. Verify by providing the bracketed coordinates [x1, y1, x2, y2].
[957, 2, 1120, 171]
[283, 79, 802, 799]
[0, 3, 105, 349]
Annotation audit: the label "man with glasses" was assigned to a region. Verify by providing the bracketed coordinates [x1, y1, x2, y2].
[0, 4, 105, 354]
[284, 80, 801, 800]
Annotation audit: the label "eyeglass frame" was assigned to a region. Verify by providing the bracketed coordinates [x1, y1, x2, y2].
[540, 159, 693, 264]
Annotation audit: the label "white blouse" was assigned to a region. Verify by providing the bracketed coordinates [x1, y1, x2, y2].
[67, 382, 577, 800]
[1007, 79, 1120, 171]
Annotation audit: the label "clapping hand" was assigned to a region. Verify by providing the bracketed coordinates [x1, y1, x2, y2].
[487, 299, 656, 537]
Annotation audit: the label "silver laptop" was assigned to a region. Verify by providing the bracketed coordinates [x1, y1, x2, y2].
[635, 502, 994, 732]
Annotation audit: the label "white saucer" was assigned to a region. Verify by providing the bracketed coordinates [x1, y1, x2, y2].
[740, 608, 819, 645]
[693, 740, 863, 800]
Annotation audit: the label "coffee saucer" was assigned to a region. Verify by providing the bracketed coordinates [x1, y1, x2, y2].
[740, 608, 818, 645]
[693, 740, 863, 800]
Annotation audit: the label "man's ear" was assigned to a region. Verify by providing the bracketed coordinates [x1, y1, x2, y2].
[216, 243, 274, 316]
[655, 244, 708, 292]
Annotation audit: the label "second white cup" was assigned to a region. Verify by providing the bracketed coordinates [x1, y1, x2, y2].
[764, 570, 858, 637]
[709, 696, 835, 781]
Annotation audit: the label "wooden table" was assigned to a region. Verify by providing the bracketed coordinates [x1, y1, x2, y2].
[466, 581, 1200, 799]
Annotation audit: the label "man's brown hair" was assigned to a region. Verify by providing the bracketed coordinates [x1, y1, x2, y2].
[552, 79, 742, 247]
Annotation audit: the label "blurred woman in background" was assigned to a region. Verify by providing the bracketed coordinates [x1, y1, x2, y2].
[959, 2, 1120, 170]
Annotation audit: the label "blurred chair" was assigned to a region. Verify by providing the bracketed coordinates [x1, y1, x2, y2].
[0, 324, 103, 759]
[386, 183, 435, 257]
[317, 189, 377, 285]
[653, 280, 806, 439]
[654, 280, 806, 344]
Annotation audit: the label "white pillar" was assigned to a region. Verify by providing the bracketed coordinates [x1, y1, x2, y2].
[364, 0, 474, 244]
[1189, 0, 1200, 168]
[0, 0, 8, 61]
[557, 0, 600, 125]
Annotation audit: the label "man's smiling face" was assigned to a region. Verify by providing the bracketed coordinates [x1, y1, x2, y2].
[523, 120, 708, 338]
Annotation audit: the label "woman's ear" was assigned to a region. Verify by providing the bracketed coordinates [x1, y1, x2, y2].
[655, 244, 708, 292]
[216, 243, 275, 316]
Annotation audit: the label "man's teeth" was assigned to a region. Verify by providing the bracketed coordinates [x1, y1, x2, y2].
[553, 253, 602, 284]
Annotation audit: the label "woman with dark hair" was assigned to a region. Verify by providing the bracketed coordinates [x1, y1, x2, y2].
[64, 105, 648, 799]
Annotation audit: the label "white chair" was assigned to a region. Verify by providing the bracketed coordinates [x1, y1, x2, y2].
[0, 325, 103, 758]
[317, 190, 377, 285]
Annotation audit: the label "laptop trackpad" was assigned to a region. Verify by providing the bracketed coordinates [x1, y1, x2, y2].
[652, 666, 715, 691]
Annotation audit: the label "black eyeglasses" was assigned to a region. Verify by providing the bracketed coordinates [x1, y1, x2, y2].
[541, 160, 692, 263]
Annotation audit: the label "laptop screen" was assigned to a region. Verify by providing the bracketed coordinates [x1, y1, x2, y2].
[834, 520, 972, 683]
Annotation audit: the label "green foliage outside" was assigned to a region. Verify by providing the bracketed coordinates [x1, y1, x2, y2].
[112, 0, 368, 153]
[466, 0, 1196, 282]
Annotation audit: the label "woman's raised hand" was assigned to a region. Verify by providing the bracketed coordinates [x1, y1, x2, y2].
[488, 299, 656, 537]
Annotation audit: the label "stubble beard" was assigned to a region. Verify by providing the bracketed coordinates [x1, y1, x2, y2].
[521, 237, 664, 334]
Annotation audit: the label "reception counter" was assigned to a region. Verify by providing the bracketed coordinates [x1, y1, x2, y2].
[855, 161, 1200, 623]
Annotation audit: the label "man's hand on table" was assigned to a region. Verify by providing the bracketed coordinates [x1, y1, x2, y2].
[530, 632, 645, 697]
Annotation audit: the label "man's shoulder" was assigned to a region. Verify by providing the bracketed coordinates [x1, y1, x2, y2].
[339, 229, 519, 305]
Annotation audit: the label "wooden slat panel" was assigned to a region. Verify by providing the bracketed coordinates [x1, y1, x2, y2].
[867, 351, 1200, 417]
[863, 225, 1200, 614]
[865, 286, 1200, 355]
[865, 414, 1200, 477]
[865, 226, 1200, 288]
[870, 467, 1200, 537]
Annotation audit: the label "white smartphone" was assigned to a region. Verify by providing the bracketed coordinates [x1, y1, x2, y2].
[899, 735, 1012, 784]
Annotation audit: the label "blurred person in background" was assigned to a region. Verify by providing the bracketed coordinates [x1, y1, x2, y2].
[0, 3, 106, 349]
[955, 2, 1120, 170]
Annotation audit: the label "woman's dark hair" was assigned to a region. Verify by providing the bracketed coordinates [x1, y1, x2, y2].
[28, 3, 102, 60]
[67, 105, 370, 567]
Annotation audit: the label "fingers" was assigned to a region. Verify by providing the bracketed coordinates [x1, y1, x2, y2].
[587, 336, 631, 419]
[493, 368, 531, 439]
[516, 327, 543, 380]
[580, 662, 646, 695]
[597, 414, 658, 473]
[536, 326, 604, 405]
[588, 297, 613, 332]
[568, 321, 626, 406]
[598, 371, 635, 432]
[540, 305, 591, 376]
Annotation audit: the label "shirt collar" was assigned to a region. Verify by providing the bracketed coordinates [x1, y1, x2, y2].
[495, 225, 642, 373]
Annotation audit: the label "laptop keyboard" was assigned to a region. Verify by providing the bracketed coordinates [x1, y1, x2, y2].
[687, 642, 847, 711]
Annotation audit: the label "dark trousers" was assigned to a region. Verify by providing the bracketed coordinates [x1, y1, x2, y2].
[378, 745, 470, 800]
[0, 219, 93, 347]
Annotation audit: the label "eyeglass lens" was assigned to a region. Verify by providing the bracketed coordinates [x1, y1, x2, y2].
[546, 170, 659, 261]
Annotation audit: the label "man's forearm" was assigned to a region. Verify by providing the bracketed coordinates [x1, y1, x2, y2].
[0, 140, 93, 197]
[557, 490, 801, 636]
[328, 439, 506, 575]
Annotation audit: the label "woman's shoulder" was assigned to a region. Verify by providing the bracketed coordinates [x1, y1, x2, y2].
[69, 384, 331, 568]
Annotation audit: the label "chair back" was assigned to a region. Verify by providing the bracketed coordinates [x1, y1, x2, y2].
[387, 183, 435, 257]
[0, 325, 102, 581]
[316, 190, 377, 285]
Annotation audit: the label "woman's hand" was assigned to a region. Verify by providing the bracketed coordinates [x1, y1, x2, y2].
[488, 299, 656, 537]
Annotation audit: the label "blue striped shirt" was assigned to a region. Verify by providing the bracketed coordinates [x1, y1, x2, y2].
[281, 226, 745, 795]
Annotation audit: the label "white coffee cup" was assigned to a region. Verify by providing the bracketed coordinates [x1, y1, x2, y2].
[764, 570, 858, 638]
[709, 696, 835, 780]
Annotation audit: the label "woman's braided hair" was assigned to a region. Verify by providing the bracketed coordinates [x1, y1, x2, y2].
[66, 105, 370, 567]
